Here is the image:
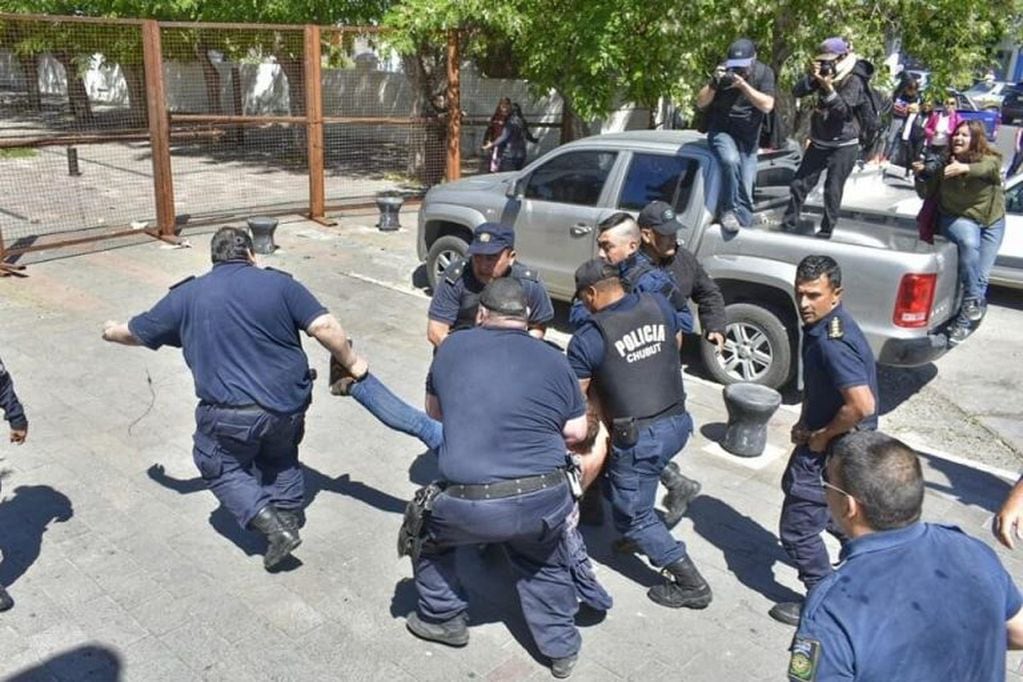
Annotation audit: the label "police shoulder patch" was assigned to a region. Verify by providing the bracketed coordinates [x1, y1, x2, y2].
[827, 316, 844, 339]
[443, 257, 466, 285]
[264, 266, 293, 278]
[788, 636, 822, 681]
[169, 275, 195, 290]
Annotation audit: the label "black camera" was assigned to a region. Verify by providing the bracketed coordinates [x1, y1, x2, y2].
[715, 66, 747, 89]
[817, 60, 836, 78]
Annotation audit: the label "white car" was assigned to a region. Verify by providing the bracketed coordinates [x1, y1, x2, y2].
[890, 174, 1023, 290]
[963, 81, 1015, 111]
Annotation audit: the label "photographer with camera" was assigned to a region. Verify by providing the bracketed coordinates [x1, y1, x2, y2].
[696, 38, 775, 233]
[782, 37, 873, 239]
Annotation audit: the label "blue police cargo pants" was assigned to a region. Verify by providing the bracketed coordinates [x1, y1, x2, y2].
[416, 484, 581, 659]
[192, 403, 306, 528]
[779, 445, 847, 591]
[606, 412, 693, 568]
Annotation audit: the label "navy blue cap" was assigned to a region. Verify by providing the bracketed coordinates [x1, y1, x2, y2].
[637, 201, 683, 235]
[467, 222, 514, 256]
[479, 277, 528, 316]
[726, 38, 756, 68]
[574, 259, 620, 293]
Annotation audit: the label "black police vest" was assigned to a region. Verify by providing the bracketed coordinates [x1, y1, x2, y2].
[451, 261, 537, 331]
[592, 294, 685, 420]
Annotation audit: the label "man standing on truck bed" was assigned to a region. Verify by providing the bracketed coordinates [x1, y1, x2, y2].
[696, 38, 776, 232]
[427, 223, 554, 347]
[770, 254, 878, 626]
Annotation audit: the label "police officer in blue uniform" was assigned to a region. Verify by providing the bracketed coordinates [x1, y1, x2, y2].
[427, 223, 554, 347]
[410, 277, 589, 679]
[771, 255, 878, 626]
[0, 353, 28, 611]
[102, 227, 367, 571]
[789, 430, 1023, 681]
[567, 259, 712, 609]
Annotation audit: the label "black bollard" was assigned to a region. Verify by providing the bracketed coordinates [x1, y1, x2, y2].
[67, 147, 81, 176]
[246, 216, 279, 255]
[721, 382, 782, 458]
[375, 194, 404, 232]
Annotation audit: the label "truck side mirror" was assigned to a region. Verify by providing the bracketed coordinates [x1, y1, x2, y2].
[506, 176, 526, 199]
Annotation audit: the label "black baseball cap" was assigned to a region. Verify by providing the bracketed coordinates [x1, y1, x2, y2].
[479, 277, 528, 316]
[726, 38, 756, 68]
[574, 259, 620, 293]
[467, 222, 514, 256]
[637, 201, 683, 235]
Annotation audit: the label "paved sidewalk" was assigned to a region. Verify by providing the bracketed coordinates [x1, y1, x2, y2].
[0, 213, 1020, 680]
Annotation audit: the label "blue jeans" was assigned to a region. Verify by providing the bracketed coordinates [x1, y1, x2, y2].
[940, 213, 1006, 303]
[708, 131, 758, 226]
[606, 412, 693, 567]
[349, 374, 443, 450]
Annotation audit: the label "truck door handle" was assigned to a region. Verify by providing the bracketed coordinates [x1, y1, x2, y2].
[570, 224, 593, 236]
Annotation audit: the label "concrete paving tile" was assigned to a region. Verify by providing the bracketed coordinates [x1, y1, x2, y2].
[64, 595, 149, 649]
[119, 636, 194, 682]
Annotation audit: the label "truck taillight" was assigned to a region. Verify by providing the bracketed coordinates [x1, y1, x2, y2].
[893, 273, 936, 328]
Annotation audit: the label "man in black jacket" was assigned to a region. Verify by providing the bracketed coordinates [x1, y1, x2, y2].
[782, 37, 872, 238]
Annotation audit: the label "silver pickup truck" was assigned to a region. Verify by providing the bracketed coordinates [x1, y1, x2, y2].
[416, 130, 958, 389]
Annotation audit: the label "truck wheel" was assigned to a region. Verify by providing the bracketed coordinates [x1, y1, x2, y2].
[700, 303, 794, 389]
[426, 235, 470, 290]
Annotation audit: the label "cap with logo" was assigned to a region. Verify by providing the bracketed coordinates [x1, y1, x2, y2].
[479, 277, 528, 316]
[574, 259, 620, 294]
[725, 38, 756, 68]
[815, 37, 849, 61]
[467, 222, 515, 256]
[637, 200, 683, 236]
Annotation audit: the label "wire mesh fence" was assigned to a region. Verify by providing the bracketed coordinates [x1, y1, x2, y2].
[0, 14, 482, 267]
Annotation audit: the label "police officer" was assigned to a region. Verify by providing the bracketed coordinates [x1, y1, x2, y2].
[410, 277, 589, 678]
[567, 259, 712, 609]
[771, 254, 877, 625]
[102, 227, 367, 571]
[789, 431, 1023, 680]
[427, 223, 553, 347]
[0, 353, 28, 612]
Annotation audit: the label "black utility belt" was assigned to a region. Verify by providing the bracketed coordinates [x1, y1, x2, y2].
[611, 403, 687, 448]
[444, 470, 566, 500]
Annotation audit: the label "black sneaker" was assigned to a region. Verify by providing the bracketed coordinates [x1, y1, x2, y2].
[551, 654, 579, 678]
[406, 611, 469, 647]
[947, 317, 974, 347]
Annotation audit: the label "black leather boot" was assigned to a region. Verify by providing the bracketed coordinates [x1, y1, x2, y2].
[277, 508, 305, 533]
[0, 583, 13, 612]
[660, 462, 701, 528]
[406, 611, 469, 647]
[249, 505, 301, 570]
[647, 556, 712, 609]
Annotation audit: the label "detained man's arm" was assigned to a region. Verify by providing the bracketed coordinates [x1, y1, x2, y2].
[425, 392, 443, 421]
[696, 83, 716, 110]
[306, 313, 368, 378]
[102, 321, 142, 346]
[807, 385, 876, 453]
[427, 319, 451, 347]
[563, 413, 588, 446]
[1007, 607, 1023, 649]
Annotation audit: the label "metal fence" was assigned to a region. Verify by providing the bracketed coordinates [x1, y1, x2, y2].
[0, 14, 467, 271]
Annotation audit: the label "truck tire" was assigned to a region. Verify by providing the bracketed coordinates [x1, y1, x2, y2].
[426, 234, 470, 290]
[700, 302, 794, 390]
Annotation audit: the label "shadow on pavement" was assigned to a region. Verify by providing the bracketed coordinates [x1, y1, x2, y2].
[919, 451, 1013, 514]
[876, 363, 939, 416]
[687, 495, 803, 604]
[5, 644, 121, 682]
[147, 462, 406, 557]
[0, 483, 73, 589]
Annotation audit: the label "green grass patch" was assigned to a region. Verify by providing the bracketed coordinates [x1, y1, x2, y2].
[0, 147, 38, 160]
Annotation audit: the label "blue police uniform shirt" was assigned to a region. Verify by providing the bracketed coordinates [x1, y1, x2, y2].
[428, 261, 554, 326]
[801, 304, 878, 432]
[567, 292, 681, 379]
[426, 327, 585, 484]
[791, 522, 1023, 681]
[567, 253, 693, 332]
[128, 262, 328, 413]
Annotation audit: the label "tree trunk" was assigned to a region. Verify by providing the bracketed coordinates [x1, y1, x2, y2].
[122, 62, 148, 127]
[17, 53, 41, 111]
[230, 63, 244, 145]
[559, 95, 589, 144]
[55, 52, 93, 124]
[198, 43, 222, 115]
[403, 50, 445, 184]
[278, 56, 306, 152]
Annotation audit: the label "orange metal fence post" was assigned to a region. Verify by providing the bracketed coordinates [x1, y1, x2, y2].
[304, 25, 326, 222]
[445, 30, 462, 182]
[142, 20, 176, 238]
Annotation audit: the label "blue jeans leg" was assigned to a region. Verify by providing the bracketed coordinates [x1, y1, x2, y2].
[350, 373, 443, 450]
[941, 214, 984, 301]
[736, 141, 758, 226]
[709, 132, 747, 224]
[606, 413, 692, 567]
[976, 217, 1005, 302]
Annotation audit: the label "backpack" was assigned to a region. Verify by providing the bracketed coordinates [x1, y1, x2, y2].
[856, 79, 885, 149]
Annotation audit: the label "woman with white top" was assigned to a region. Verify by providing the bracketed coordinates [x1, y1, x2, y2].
[923, 96, 960, 158]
